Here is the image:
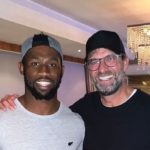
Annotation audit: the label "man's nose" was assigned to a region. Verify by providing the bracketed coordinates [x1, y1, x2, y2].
[38, 65, 50, 76]
[97, 60, 108, 73]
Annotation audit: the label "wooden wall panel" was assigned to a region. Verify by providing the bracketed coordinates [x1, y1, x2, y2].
[0, 41, 84, 64]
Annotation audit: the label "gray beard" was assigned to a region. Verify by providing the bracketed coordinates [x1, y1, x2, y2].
[96, 80, 122, 96]
[93, 71, 125, 96]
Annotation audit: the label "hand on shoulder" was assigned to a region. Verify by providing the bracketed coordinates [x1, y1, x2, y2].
[0, 94, 18, 111]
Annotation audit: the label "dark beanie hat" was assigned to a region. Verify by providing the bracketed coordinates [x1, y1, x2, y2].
[85, 30, 125, 61]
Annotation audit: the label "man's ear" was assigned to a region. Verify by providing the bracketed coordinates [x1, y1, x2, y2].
[123, 56, 129, 72]
[18, 62, 24, 75]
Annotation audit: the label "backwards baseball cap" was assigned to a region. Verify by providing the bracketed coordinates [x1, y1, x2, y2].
[85, 30, 125, 61]
[21, 33, 63, 60]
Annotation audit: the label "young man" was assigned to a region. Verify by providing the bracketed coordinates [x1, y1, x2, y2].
[1, 30, 150, 150]
[0, 33, 85, 150]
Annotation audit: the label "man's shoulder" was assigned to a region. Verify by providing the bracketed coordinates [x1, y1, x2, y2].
[136, 89, 150, 103]
[71, 91, 99, 105]
[70, 91, 99, 113]
[61, 103, 83, 119]
[0, 99, 21, 124]
[0, 109, 16, 131]
[0, 109, 13, 118]
[60, 103, 85, 128]
[136, 89, 150, 100]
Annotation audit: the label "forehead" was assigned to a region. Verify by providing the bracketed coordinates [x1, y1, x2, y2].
[25, 45, 60, 59]
[88, 48, 116, 59]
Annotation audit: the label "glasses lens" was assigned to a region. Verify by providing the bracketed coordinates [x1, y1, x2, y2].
[86, 54, 120, 71]
[104, 54, 118, 66]
[86, 59, 99, 71]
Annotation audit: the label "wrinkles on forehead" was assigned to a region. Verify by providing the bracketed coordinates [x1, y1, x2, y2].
[88, 48, 116, 60]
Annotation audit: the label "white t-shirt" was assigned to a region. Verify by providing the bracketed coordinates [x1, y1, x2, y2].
[0, 99, 85, 150]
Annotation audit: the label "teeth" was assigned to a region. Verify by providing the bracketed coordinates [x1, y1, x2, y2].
[36, 81, 51, 86]
[99, 75, 113, 80]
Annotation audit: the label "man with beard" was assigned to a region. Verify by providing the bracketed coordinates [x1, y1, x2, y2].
[2, 30, 150, 150]
[0, 33, 85, 150]
[71, 30, 150, 150]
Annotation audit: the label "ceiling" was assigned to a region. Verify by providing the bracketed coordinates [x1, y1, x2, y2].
[32, 0, 150, 41]
[0, 0, 150, 74]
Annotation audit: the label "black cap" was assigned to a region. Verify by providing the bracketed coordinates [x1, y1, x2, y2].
[85, 30, 125, 61]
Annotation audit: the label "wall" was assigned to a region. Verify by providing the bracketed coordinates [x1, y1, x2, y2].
[0, 50, 86, 106]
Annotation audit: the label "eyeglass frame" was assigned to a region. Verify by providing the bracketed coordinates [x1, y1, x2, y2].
[85, 53, 125, 71]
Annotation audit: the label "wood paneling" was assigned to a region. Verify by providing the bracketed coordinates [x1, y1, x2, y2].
[0, 41, 20, 53]
[0, 41, 84, 64]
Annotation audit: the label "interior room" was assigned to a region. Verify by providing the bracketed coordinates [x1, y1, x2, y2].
[0, 0, 150, 106]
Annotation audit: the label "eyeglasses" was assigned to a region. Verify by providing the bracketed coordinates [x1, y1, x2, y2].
[86, 54, 122, 71]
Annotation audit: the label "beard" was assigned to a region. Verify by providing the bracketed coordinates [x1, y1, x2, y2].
[92, 69, 125, 96]
[24, 73, 62, 101]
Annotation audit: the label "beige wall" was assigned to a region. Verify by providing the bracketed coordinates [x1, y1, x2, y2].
[0, 51, 86, 106]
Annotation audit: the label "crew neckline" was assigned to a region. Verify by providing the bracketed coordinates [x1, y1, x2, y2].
[98, 89, 137, 111]
[14, 98, 63, 119]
